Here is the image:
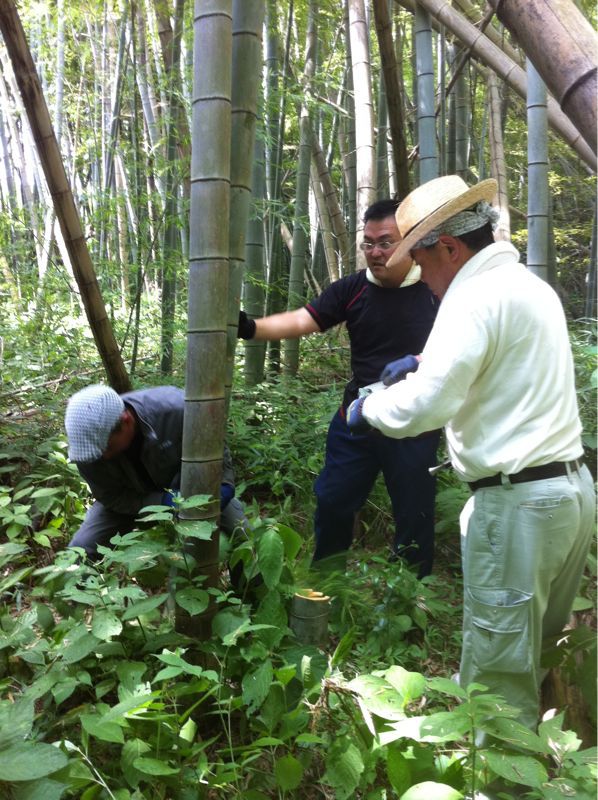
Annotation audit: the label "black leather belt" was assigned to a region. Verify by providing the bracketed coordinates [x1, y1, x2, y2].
[468, 459, 584, 492]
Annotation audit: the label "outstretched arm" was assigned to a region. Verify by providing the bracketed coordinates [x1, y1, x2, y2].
[239, 307, 321, 341]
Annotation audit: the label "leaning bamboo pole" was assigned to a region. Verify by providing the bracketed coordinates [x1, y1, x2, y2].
[394, 0, 596, 171]
[487, 0, 597, 156]
[0, 0, 131, 392]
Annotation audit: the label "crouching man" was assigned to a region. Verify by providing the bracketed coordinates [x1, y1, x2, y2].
[64, 384, 245, 560]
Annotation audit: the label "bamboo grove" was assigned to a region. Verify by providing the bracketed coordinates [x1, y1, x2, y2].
[0, 1, 594, 374]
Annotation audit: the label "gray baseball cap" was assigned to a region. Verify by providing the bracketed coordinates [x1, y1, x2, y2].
[65, 384, 125, 462]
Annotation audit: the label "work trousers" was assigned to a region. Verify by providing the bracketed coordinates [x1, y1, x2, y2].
[459, 463, 595, 730]
[313, 409, 440, 576]
[69, 497, 247, 560]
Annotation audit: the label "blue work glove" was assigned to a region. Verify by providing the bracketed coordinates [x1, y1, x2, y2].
[162, 490, 179, 508]
[380, 354, 419, 387]
[220, 483, 235, 510]
[346, 396, 371, 434]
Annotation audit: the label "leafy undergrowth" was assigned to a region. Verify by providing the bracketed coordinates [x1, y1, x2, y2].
[0, 319, 595, 798]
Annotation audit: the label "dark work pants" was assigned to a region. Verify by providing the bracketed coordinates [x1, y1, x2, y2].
[313, 409, 440, 577]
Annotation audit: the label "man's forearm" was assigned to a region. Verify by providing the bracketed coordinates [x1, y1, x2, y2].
[253, 308, 320, 340]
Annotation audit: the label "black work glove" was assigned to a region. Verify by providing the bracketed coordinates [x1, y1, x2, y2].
[238, 310, 257, 340]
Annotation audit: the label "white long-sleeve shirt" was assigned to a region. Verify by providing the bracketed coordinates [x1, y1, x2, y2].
[362, 241, 584, 482]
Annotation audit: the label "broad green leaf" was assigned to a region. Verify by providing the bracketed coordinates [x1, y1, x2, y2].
[295, 732, 325, 744]
[132, 757, 180, 776]
[0, 566, 33, 594]
[11, 777, 67, 800]
[323, 740, 364, 800]
[153, 666, 183, 681]
[0, 743, 68, 781]
[60, 627, 101, 664]
[31, 487, 61, 498]
[384, 666, 426, 705]
[179, 718, 197, 744]
[346, 674, 408, 720]
[116, 661, 148, 695]
[212, 608, 273, 645]
[0, 697, 34, 748]
[242, 658, 273, 712]
[121, 593, 169, 621]
[121, 738, 151, 788]
[92, 610, 123, 640]
[101, 692, 155, 722]
[480, 716, 546, 752]
[275, 523, 303, 560]
[175, 587, 209, 616]
[254, 590, 288, 648]
[81, 714, 125, 744]
[256, 527, 284, 588]
[387, 746, 412, 795]
[400, 781, 463, 800]
[483, 749, 548, 788]
[274, 754, 303, 791]
[154, 650, 205, 678]
[380, 712, 470, 746]
[35, 603, 55, 632]
[427, 676, 468, 700]
[174, 519, 215, 540]
[52, 678, 79, 706]
[538, 712, 582, 758]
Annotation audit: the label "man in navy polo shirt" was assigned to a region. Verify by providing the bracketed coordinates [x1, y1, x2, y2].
[238, 199, 440, 577]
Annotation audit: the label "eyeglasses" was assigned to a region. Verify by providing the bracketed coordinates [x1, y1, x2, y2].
[359, 240, 399, 252]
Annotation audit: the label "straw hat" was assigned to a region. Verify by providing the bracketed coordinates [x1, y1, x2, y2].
[387, 175, 498, 267]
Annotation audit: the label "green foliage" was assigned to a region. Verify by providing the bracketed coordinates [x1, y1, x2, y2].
[569, 319, 597, 461]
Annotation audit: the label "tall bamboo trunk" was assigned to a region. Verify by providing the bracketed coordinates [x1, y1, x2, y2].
[526, 59, 550, 285]
[180, 0, 232, 638]
[226, 0, 264, 399]
[347, 0, 376, 243]
[487, 72, 510, 242]
[414, 6, 438, 183]
[372, 0, 410, 198]
[283, 0, 317, 374]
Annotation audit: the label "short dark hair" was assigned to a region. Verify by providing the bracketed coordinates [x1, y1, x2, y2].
[363, 198, 399, 223]
[454, 221, 495, 253]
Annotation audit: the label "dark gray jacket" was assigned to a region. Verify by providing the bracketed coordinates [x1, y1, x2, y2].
[76, 386, 234, 516]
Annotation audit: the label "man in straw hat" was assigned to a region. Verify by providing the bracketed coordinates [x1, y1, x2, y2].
[238, 198, 440, 577]
[347, 175, 595, 733]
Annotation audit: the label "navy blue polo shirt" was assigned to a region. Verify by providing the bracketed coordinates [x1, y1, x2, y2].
[306, 271, 438, 402]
